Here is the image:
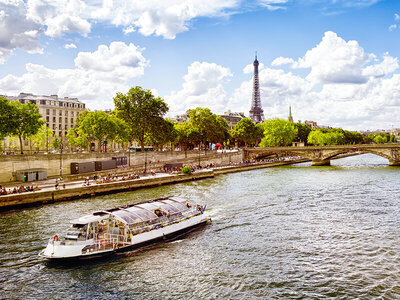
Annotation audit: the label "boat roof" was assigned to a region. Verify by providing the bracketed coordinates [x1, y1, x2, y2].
[70, 196, 191, 225]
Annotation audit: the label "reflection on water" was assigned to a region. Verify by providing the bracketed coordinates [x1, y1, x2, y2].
[1, 154, 399, 299]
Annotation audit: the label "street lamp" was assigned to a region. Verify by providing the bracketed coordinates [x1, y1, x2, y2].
[59, 143, 63, 178]
[144, 147, 148, 174]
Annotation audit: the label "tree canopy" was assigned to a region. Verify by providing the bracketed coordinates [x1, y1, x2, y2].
[231, 118, 263, 147]
[188, 107, 229, 146]
[114, 86, 169, 151]
[259, 118, 297, 147]
[0, 97, 44, 154]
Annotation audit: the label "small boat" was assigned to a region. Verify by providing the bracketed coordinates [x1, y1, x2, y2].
[39, 196, 209, 260]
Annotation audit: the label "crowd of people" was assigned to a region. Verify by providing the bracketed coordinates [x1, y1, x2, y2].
[0, 184, 41, 195]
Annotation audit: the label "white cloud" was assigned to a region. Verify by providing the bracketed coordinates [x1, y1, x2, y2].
[123, 25, 135, 35]
[64, 43, 77, 49]
[293, 31, 373, 84]
[362, 53, 398, 78]
[389, 24, 397, 31]
[0, 41, 148, 110]
[258, 0, 288, 10]
[395, 13, 400, 21]
[90, 0, 239, 39]
[228, 31, 400, 130]
[271, 56, 295, 66]
[27, 0, 90, 37]
[166, 61, 232, 116]
[0, 0, 43, 63]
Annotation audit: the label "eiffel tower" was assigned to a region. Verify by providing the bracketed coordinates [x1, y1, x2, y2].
[249, 53, 264, 123]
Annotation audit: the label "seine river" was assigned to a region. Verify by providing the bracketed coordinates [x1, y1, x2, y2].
[1, 154, 400, 299]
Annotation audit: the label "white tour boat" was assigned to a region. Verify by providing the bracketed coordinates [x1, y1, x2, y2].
[39, 196, 209, 260]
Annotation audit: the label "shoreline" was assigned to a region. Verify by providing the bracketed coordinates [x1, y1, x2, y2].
[0, 158, 310, 211]
[0, 152, 363, 211]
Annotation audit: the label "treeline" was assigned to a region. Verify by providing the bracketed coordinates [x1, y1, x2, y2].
[0, 87, 397, 154]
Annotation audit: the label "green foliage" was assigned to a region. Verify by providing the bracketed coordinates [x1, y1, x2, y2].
[181, 165, 192, 175]
[114, 86, 169, 151]
[259, 118, 297, 147]
[307, 129, 345, 145]
[72, 111, 124, 151]
[373, 135, 387, 144]
[51, 136, 62, 150]
[28, 124, 53, 151]
[0, 97, 44, 154]
[174, 121, 201, 150]
[188, 107, 229, 145]
[146, 118, 176, 149]
[293, 123, 312, 144]
[231, 118, 263, 147]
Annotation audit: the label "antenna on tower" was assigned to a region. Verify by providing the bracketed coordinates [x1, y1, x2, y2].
[255, 51, 257, 60]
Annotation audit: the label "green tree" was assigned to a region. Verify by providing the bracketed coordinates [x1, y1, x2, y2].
[373, 135, 387, 144]
[51, 135, 62, 150]
[188, 107, 229, 148]
[259, 118, 297, 147]
[293, 123, 312, 144]
[0, 97, 44, 154]
[75, 111, 123, 152]
[28, 124, 53, 152]
[231, 118, 262, 147]
[174, 121, 201, 151]
[146, 118, 176, 149]
[114, 86, 169, 151]
[307, 129, 346, 146]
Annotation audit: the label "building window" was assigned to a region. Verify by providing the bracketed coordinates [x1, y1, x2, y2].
[71, 111, 74, 116]
[53, 117, 56, 122]
[29, 100, 36, 104]
[65, 125, 68, 130]
[40, 100, 46, 105]
[59, 124, 62, 130]
[59, 131, 62, 137]
[65, 111, 68, 116]
[59, 117, 62, 123]
[52, 124, 56, 130]
[46, 109, 50, 115]
[53, 109, 56, 115]
[46, 122, 49, 127]
[19, 99, 25, 104]
[59, 102, 63, 107]
[65, 117, 68, 123]
[71, 118, 74, 124]
[65, 131, 68, 137]
[46, 116, 49, 122]
[59, 111, 62, 116]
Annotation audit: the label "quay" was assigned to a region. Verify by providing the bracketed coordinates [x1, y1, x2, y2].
[0, 158, 309, 211]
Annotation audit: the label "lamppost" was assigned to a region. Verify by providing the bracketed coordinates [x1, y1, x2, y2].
[144, 147, 148, 173]
[128, 142, 131, 168]
[59, 143, 63, 178]
[198, 144, 201, 166]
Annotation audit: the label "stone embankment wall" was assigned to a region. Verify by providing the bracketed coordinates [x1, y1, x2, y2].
[0, 150, 243, 183]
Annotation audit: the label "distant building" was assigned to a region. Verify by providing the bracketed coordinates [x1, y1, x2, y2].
[173, 110, 191, 123]
[219, 110, 246, 130]
[304, 120, 318, 129]
[1, 92, 86, 152]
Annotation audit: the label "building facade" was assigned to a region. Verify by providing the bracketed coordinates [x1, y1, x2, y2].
[1, 93, 86, 152]
[219, 111, 246, 130]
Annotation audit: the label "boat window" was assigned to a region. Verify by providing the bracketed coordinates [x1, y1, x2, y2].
[66, 224, 87, 240]
[163, 200, 187, 211]
[158, 203, 180, 213]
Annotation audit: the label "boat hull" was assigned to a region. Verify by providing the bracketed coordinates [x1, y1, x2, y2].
[40, 217, 210, 261]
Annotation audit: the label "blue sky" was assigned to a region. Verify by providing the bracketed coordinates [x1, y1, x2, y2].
[1, 0, 400, 130]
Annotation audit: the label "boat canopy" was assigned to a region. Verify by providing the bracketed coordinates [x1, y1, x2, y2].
[70, 196, 191, 226]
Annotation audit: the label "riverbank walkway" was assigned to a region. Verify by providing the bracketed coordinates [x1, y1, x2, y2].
[0, 157, 310, 210]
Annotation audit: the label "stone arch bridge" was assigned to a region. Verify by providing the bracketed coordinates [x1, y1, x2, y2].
[243, 145, 400, 166]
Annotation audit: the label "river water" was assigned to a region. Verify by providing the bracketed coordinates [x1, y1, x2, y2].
[1, 153, 400, 299]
